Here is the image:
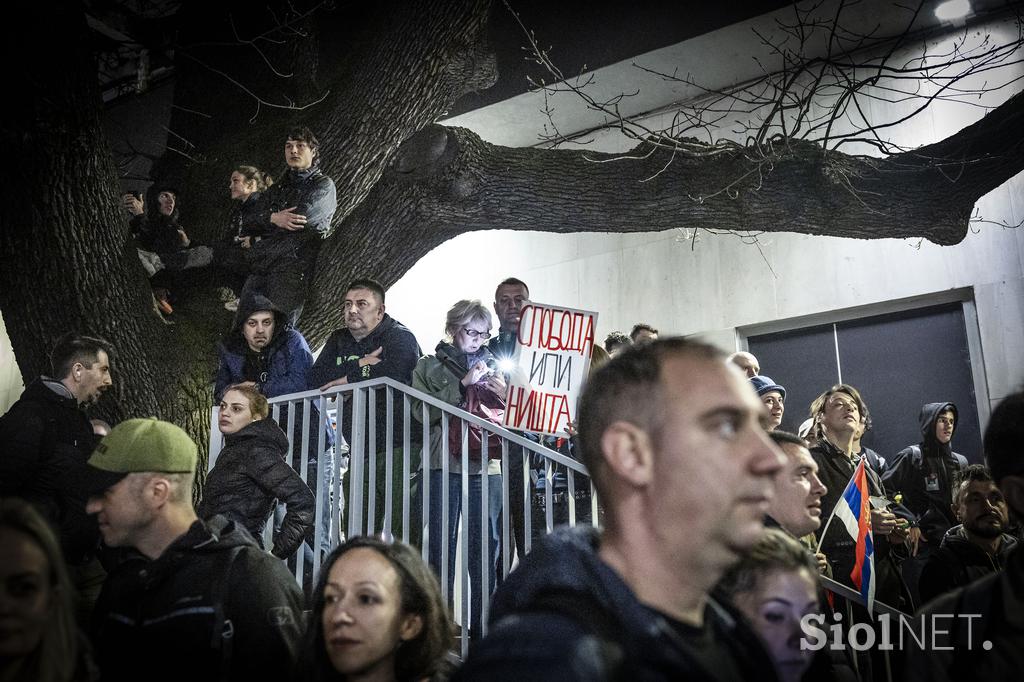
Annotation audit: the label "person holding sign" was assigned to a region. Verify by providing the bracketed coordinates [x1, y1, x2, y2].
[410, 300, 505, 639]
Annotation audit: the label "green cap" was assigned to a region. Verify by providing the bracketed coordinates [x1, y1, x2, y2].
[84, 418, 197, 495]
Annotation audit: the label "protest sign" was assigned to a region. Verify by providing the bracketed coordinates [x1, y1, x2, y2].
[501, 301, 597, 437]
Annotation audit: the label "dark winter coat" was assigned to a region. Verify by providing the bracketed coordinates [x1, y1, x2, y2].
[131, 211, 186, 256]
[308, 314, 421, 451]
[227, 191, 270, 241]
[214, 294, 313, 401]
[883, 402, 968, 544]
[918, 523, 1018, 605]
[0, 378, 100, 563]
[454, 526, 778, 682]
[241, 165, 337, 275]
[811, 439, 906, 608]
[198, 419, 314, 559]
[215, 293, 333, 456]
[91, 515, 304, 682]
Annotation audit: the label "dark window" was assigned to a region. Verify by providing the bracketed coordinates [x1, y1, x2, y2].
[747, 302, 981, 462]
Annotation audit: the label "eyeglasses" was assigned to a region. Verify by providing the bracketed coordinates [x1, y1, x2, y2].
[462, 327, 491, 339]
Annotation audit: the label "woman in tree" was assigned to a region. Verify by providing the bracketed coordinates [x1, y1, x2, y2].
[219, 166, 274, 310]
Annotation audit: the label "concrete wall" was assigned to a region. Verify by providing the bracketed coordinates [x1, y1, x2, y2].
[388, 16, 1024, 422]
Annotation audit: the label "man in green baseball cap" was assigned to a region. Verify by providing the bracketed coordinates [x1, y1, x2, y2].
[85, 418, 304, 681]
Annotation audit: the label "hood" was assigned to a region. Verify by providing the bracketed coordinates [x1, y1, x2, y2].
[222, 416, 289, 450]
[940, 523, 1018, 557]
[226, 293, 290, 352]
[489, 526, 632, 624]
[167, 515, 260, 557]
[24, 377, 78, 406]
[919, 401, 957, 446]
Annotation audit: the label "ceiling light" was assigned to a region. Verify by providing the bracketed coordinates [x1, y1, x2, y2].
[934, 0, 972, 22]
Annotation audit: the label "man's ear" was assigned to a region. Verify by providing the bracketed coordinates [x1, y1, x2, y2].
[147, 476, 172, 507]
[1000, 475, 1024, 521]
[951, 501, 963, 523]
[600, 421, 654, 488]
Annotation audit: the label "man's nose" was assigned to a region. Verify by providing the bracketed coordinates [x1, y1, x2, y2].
[85, 497, 102, 514]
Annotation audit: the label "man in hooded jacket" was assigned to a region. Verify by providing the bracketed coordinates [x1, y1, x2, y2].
[883, 401, 968, 606]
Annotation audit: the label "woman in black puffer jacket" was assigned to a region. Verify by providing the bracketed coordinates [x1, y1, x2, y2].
[199, 383, 315, 559]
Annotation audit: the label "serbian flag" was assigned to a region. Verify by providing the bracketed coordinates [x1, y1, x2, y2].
[833, 459, 876, 614]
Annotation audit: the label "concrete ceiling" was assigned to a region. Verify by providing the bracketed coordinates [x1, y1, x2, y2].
[442, 0, 1020, 147]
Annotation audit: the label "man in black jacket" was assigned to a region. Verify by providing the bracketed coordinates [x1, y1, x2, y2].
[918, 464, 1016, 604]
[310, 278, 420, 540]
[86, 418, 303, 682]
[0, 333, 113, 621]
[456, 338, 785, 681]
[239, 126, 337, 325]
[906, 391, 1024, 682]
[883, 401, 968, 604]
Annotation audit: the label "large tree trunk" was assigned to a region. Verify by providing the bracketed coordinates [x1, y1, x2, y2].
[1, 0, 1021, 473]
[0, 4, 214, 444]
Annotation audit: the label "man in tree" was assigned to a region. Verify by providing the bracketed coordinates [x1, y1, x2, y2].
[310, 278, 420, 538]
[85, 418, 304, 682]
[883, 402, 968, 605]
[0, 333, 113, 622]
[456, 338, 784, 680]
[239, 127, 338, 326]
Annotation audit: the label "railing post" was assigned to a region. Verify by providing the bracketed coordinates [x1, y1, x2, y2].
[500, 439, 511, 579]
[349, 387, 367, 541]
[460, 419, 470, 658]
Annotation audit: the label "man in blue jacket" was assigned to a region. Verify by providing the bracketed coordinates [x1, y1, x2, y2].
[215, 294, 313, 401]
[215, 294, 331, 560]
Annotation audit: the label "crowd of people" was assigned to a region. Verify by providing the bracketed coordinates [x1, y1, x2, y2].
[2, 125, 1023, 681]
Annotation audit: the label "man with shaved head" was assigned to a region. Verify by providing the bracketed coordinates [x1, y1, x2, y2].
[457, 338, 784, 680]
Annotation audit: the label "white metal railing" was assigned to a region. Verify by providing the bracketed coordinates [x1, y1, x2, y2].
[208, 377, 599, 657]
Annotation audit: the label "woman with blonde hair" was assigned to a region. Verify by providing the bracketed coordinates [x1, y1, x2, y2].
[410, 299, 505, 639]
[199, 383, 315, 559]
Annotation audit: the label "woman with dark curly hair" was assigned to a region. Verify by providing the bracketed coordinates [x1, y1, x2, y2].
[294, 537, 451, 682]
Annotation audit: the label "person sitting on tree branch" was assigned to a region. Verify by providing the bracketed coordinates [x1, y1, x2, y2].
[237, 126, 338, 326]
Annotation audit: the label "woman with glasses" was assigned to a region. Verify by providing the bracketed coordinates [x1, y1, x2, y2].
[410, 299, 505, 639]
